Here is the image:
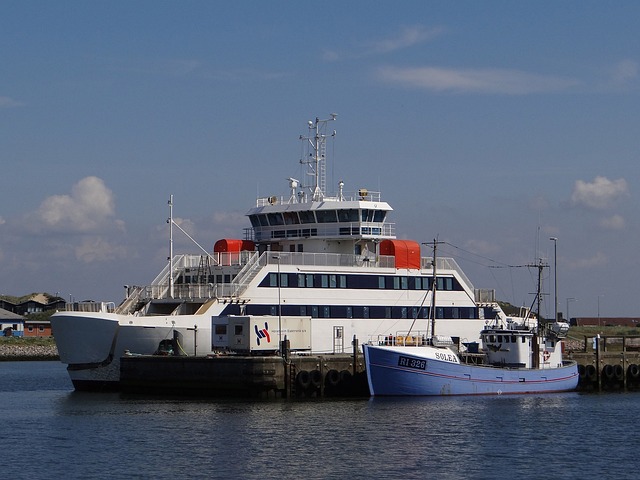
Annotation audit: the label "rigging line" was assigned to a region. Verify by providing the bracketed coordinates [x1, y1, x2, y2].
[439, 242, 528, 269]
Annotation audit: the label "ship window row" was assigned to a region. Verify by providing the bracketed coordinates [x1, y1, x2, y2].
[249, 209, 387, 228]
[269, 226, 383, 239]
[262, 273, 460, 291]
[222, 303, 486, 320]
[485, 334, 527, 344]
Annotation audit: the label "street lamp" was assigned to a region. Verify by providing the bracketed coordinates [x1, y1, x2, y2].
[566, 297, 576, 323]
[549, 237, 558, 322]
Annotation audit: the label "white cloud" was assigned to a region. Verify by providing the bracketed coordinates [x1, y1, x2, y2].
[0, 96, 23, 108]
[75, 236, 127, 263]
[570, 176, 629, 210]
[367, 25, 445, 54]
[610, 59, 638, 85]
[376, 66, 580, 94]
[599, 214, 625, 230]
[567, 252, 607, 269]
[34, 176, 119, 233]
[324, 25, 444, 61]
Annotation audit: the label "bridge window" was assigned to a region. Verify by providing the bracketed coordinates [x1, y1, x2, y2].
[298, 211, 316, 224]
[316, 210, 338, 223]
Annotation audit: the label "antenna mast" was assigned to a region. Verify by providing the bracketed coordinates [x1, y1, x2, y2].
[299, 113, 337, 201]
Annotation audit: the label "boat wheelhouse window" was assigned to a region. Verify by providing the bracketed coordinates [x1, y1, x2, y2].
[339, 275, 346, 288]
[283, 211, 300, 225]
[361, 209, 373, 222]
[298, 210, 316, 224]
[321, 275, 329, 288]
[338, 209, 359, 222]
[373, 210, 386, 222]
[249, 215, 261, 228]
[378, 277, 385, 289]
[316, 209, 338, 223]
[329, 274, 337, 288]
[401, 277, 408, 289]
[497, 335, 503, 342]
[267, 212, 284, 226]
[234, 325, 243, 335]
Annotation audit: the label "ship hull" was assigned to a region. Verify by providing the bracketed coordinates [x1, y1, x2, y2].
[364, 344, 579, 396]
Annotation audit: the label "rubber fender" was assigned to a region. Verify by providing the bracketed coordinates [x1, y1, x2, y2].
[628, 364, 640, 379]
[586, 364, 597, 382]
[310, 369, 322, 388]
[603, 364, 615, 380]
[325, 369, 340, 387]
[296, 370, 311, 390]
[614, 364, 624, 381]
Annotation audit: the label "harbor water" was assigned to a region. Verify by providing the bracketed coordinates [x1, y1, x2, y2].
[3, 361, 639, 480]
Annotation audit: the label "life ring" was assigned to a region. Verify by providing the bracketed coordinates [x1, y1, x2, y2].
[296, 370, 311, 390]
[542, 350, 550, 362]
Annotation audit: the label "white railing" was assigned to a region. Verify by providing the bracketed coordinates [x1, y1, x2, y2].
[255, 190, 384, 206]
[421, 256, 475, 290]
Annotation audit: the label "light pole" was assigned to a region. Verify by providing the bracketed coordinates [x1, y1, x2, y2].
[598, 294, 604, 328]
[272, 254, 282, 355]
[550, 237, 558, 322]
[566, 297, 576, 323]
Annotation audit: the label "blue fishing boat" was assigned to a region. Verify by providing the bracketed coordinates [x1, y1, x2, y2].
[363, 245, 579, 396]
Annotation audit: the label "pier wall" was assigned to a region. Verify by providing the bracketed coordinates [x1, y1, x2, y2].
[120, 353, 368, 398]
[568, 335, 640, 391]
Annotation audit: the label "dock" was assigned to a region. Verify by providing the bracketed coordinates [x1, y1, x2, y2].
[120, 351, 368, 398]
[568, 335, 640, 391]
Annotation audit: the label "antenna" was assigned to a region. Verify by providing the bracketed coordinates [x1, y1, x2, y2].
[299, 114, 337, 201]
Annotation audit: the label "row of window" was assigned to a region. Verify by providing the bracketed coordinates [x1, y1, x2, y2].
[266, 226, 383, 239]
[249, 208, 387, 228]
[261, 272, 461, 291]
[221, 303, 488, 320]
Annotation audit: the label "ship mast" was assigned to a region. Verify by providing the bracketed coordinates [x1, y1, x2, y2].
[299, 114, 337, 201]
[168, 194, 174, 298]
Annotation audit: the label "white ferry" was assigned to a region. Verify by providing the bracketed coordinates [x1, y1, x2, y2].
[52, 114, 506, 390]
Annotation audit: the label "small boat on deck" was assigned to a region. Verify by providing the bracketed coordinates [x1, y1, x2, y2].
[363, 247, 579, 396]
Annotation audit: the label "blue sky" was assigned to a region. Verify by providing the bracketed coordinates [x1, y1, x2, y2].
[1, 1, 638, 319]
